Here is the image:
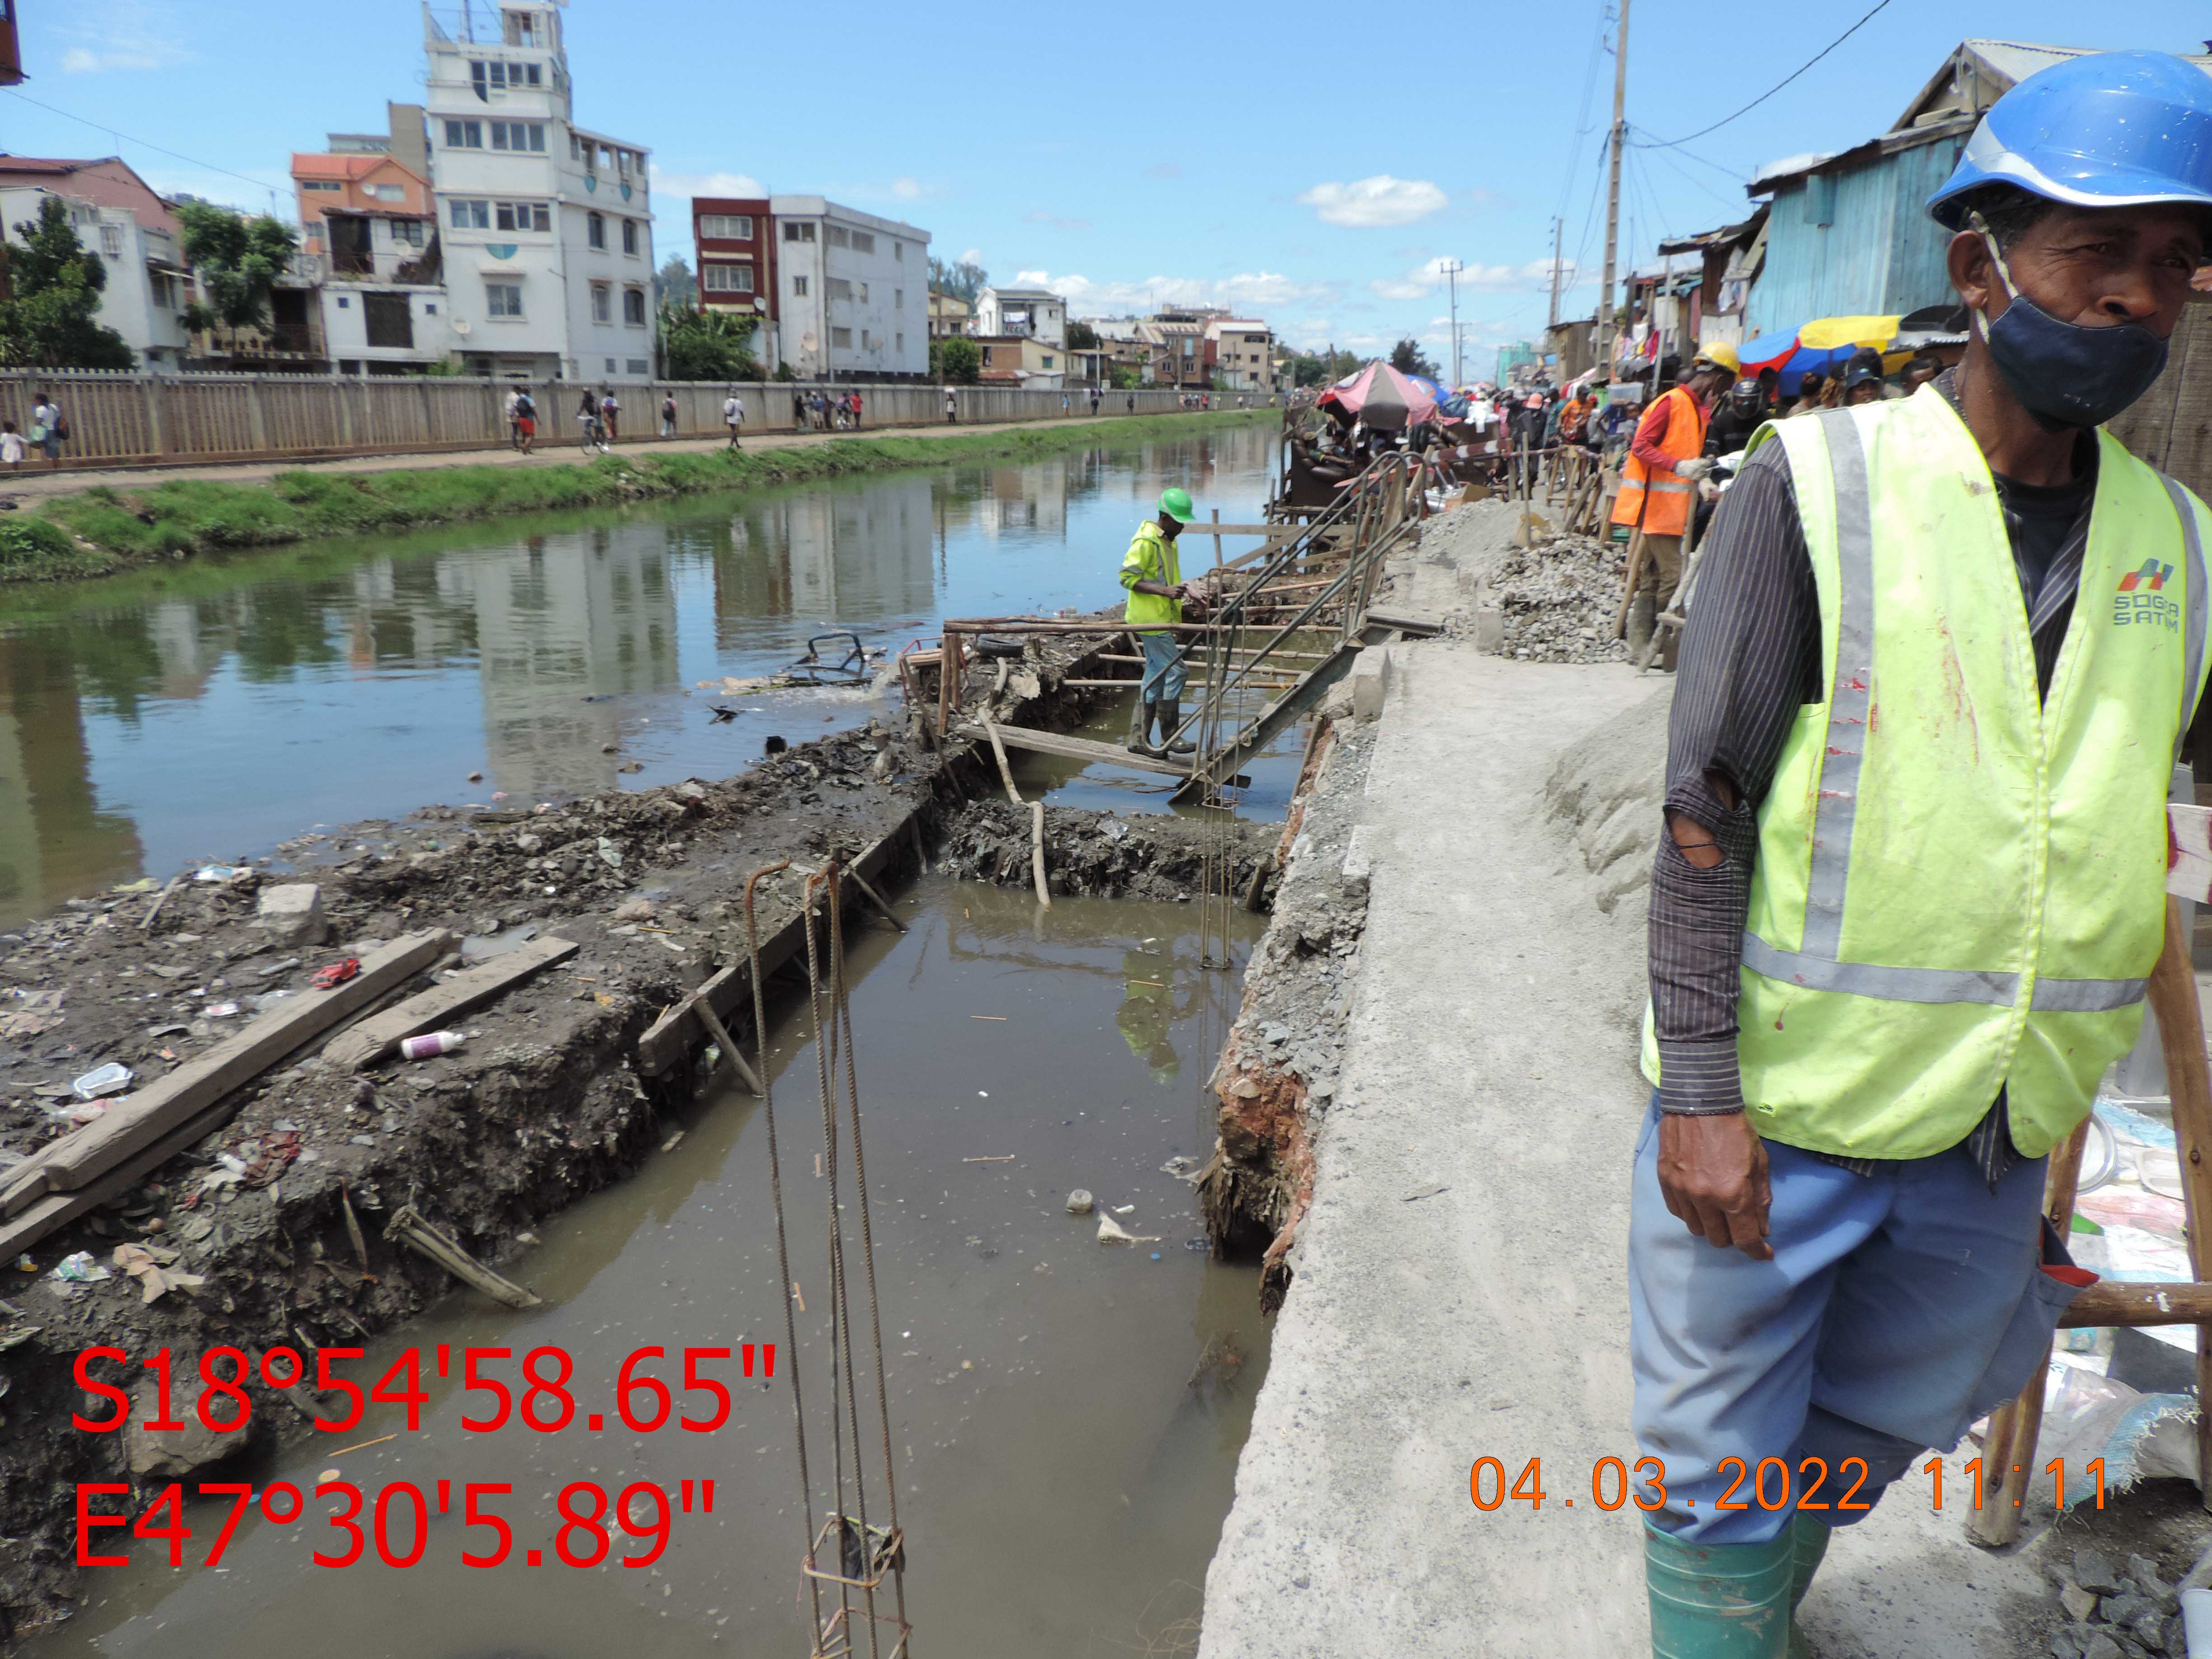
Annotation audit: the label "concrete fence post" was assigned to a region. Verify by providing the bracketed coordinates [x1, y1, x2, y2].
[145, 376, 171, 459]
[245, 377, 270, 452]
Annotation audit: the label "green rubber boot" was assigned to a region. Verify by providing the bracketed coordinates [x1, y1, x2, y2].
[1786, 1515, 1830, 1659]
[1129, 701, 1162, 758]
[1645, 1522, 1792, 1658]
[1158, 698, 1197, 755]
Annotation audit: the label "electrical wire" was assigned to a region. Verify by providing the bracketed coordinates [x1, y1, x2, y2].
[4, 87, 284, 202]
[1631, 0, 1897, 150]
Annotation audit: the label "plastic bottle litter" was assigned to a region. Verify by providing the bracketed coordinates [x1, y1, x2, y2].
[49, 1251, 110, 1284]
[1065, 1189, 1094, 1214]
[193, 865, 248, 882]
[70, 1063, 135, 1101]
[400, 1031, 468, 1060]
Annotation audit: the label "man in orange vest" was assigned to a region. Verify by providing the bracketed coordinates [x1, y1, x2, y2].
[1614, 345, 1739, 658]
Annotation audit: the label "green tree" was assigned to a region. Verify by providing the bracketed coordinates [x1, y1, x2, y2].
[656, 254, 697, 308]
[174, 200, 299, 332]
[1066, 319, 1099, 351]
[927, 256, 988, 305]
[1388, 337, 1439, 379]
[931, 336, 981, 384]
[1280, 345, 1359, 388]
[1109, 363, 1142, 390]
[659, 303, 760, 380]
[0, 197, 135, 369]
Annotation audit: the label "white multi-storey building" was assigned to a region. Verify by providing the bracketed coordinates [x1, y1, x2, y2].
[422, 2, 654, 383]
[769, 197, 930, 382]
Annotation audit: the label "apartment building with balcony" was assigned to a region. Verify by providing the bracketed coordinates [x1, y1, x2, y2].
[769, 197, 928, 381]
[423, 1, 655, 383]
[690, 194, 775, 370]
[1206, 319, 1275, 392]
[972, 286, 1065, 347]
[0, 157, 194, 366]
[290, 104, 453, 374]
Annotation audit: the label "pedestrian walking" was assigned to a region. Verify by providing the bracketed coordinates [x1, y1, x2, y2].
[943, 387, 957, 424]
[504, 387, 525, 449]
[660, 392, 678, 439]
[1117, 486, 1206, 757]
[1126, 394, 1135, 414]
[1089, 387, 1101, 417]
[1062, 393, 1071, 415]
[792, 389, 807, 432]
[850, 390, 864, 429]
[723, 388, 745, 450]
[29, 392, 62, 467]
[577, 389, 605, 452]
[1631, 52, 2212, 1657]
[599, 388, 621, 444]
[513, 389, 537, 454]
[0, 422, 23, 472]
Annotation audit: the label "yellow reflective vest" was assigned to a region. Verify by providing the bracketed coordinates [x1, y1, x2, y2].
[1120, 521, 1182, 629]
[1643, 390, 2212, 1160]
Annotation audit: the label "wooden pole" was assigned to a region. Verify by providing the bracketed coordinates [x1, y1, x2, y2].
[1612, 526, 1648, 639]
[1030, 801, 1052, 909]
[2150, 892, 2212, 1511]
[692, 994, 765, 1098]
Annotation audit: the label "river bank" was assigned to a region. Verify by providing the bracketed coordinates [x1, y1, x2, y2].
[0, 408, 1273, 584]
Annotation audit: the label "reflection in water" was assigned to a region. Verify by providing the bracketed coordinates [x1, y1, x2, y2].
[0, 427, 1280, 924]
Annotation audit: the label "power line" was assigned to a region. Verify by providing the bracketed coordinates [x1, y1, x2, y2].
[1632, 0, 1896, 150]
[4, 88, 283, 201]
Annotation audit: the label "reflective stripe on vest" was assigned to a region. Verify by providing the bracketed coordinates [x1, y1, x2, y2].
[1611, 387, 1706, 536]
[1743, 409, 2210, 1021]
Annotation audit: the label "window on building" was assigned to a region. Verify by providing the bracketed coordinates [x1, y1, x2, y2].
[894, 289, 903, 310]
[784, 221, 815, 243]
[490, 121, 546, 153]
[627, 357, 650, 375]
[698, 214, 754, 242]
[493, 201, 548, 232]
[392, 219, 427, 248]
[503, 9, 542, 45]
[1043, 355, 1055, 369]
[369, 183, 407, 202]
[792, 275, 809, 296]
[623, 287, 646, 325]
[444, 119, 484, 149]
[591, 282, 612, 323]
[587, 212, 605, 249]
[895, 332, 904, 353]
[98, 225, 122, 258]
[449, 198, 491, 229]
[151, 272, 178, 309]
[858, 281, 868, 303]
[302, 179, 342, 192]
[569, 133, 580, 160]
[826, 225, 849, 248]
[702, 264, 755, 294]
[850, 231, 875, 255]
[469, 59, 543, 96]
[363, 292, 414, 349]
[605, 356, 617, 372]
[486, 281, 524, 318]
[831, 326, 853, 348]
[826, 277, 853, 302]
[621, 218, 638, 255]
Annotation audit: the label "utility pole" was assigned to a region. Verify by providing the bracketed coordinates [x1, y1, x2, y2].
[1547, 216, 1565, 329]
[1439, 258, 1464, 389]
[1597, 0, 1630, 384]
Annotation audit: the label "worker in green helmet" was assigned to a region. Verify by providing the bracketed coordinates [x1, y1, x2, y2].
[1119, 486, 1208, 756]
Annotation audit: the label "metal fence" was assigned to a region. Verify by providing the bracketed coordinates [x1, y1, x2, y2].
[0, 370, 1270, 472]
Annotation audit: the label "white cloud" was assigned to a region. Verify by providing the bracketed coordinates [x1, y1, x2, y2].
[1022, 210, 1093, 233]
[1369, 255, 1575, 300]
[891, 177, 923, 200]
[1298, 176, 1447, 229]
[1014, 268, 1341, 313]
[1371, 278, 1429, 301]
[649, 167, 767, 202]
[959, 248, 983, 266]
[55, 0, 189, 72]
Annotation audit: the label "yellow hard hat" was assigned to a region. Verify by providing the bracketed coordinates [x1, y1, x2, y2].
[1692, 343, 1741, 376]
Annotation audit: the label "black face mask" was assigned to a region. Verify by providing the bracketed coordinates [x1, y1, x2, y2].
[1973, 226, 2169, 431]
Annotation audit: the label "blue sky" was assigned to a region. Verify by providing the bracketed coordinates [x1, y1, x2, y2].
[8, 1, 2210, 370]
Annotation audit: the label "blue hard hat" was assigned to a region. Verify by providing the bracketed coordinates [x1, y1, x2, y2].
[1927, 51, 2212, 228]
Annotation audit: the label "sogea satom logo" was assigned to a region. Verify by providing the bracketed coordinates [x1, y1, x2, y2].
[2115, 559, 2181, 632]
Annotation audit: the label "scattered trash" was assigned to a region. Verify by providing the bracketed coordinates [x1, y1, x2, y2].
[1184, 1238, 1209, 1251]
[662, 1130, 686, 1153]
[193, 865, 248, 882]
[1097, 1213, 1162, 1246]
[48, 1251, 110, 1284]
[10, 1256, 32, 1273]
[595, 837, 625, 870]
[400, 1031, 467, 1060]
[111, 1243, 205, 1305]
[205, 1002, 241, 1018]
[70, 1063, 134, 1101]
[384, 1205, 540, 1308]
[1065, 1189, 1094, 1214]
[252, 957, 301, 979]
[309, 959, 361, 990]
[1160, 1155, 1203, 1181]
[1150, 1252, 1162, 1261]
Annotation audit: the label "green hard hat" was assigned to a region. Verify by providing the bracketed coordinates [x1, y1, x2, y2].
[1158, 487, 1196, 524]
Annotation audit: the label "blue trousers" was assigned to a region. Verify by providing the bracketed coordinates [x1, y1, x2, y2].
[1139, 630, 1186, 702]
[1628, 1099, 2075, 1543]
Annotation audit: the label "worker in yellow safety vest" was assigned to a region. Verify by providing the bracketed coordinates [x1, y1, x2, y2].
[1612, 343, 1738, 662]
[1632, 51, 2212, 1658]
[1119, 487, 1208, 757]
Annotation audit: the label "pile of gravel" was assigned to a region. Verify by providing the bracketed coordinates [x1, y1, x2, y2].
[2047, 1546, 2186, 1658]
[1490, 532, 1631, 664]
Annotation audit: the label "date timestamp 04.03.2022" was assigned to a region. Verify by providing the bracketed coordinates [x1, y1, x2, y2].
[1468, 1456, 2115, 1514]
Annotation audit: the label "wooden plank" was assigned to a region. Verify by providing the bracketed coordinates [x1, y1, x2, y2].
[1176, 643, 1363, 799]
[324, 936, 579, 1070]
[0, 930, 453, 1212]
[2148, 891, 2212, 1514]
[2062, 1280, 2212, 1327]
[0, 1096, 238, 1261]
[1363, 608, 1445, 638]
[956, 722, 1194, 779]
[634, 827, 905, 1077]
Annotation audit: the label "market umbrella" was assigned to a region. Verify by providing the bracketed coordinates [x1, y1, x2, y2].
[1315, 361, 1439, 431]
[1737, 330, 1800, 373]
[1799, 314, 1900, 353]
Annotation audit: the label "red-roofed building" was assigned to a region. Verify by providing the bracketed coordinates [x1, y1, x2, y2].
[0, 156, 193, 366]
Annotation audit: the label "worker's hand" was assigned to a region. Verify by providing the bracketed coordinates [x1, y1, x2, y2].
[1697, 479, 1721, 503]
[1673, 457, 1715, 480]
[1656, 1111, 1773, 1261]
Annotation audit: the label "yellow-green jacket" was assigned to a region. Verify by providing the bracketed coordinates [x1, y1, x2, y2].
[1641, 391, 2212, 1161]
[1120, 521, 1181, 629]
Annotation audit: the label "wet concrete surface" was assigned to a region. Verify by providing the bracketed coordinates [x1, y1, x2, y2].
[40, 881, 1268, 1659]
[0, 426, 1281, 928]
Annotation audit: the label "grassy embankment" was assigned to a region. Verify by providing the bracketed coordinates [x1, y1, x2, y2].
[0, 408, 1274, 583]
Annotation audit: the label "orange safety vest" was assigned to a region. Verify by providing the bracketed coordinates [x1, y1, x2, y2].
[1610, 385, 1708, 538]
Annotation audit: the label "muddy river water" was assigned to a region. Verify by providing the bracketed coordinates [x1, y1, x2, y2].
[0, 423, 1287, 929]
[6, 426, 1290, 1655]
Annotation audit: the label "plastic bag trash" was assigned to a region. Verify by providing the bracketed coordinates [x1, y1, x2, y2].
[2028, 1361, 2199, 1504]
[595, 837, 624, 870]
[48, 1251, 110, 1284]
[205, 1002, 240, 1018]
[1096, 1213, 1162, 1246]
[70, 1063, 134, 1101]
[193, 865, 248, 882]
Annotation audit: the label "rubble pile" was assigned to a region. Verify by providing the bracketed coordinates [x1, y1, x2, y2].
[1489, 533, 1631, 665]
[2046, 1547, 2188, 1658]
[934, 801, 1277, 904]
